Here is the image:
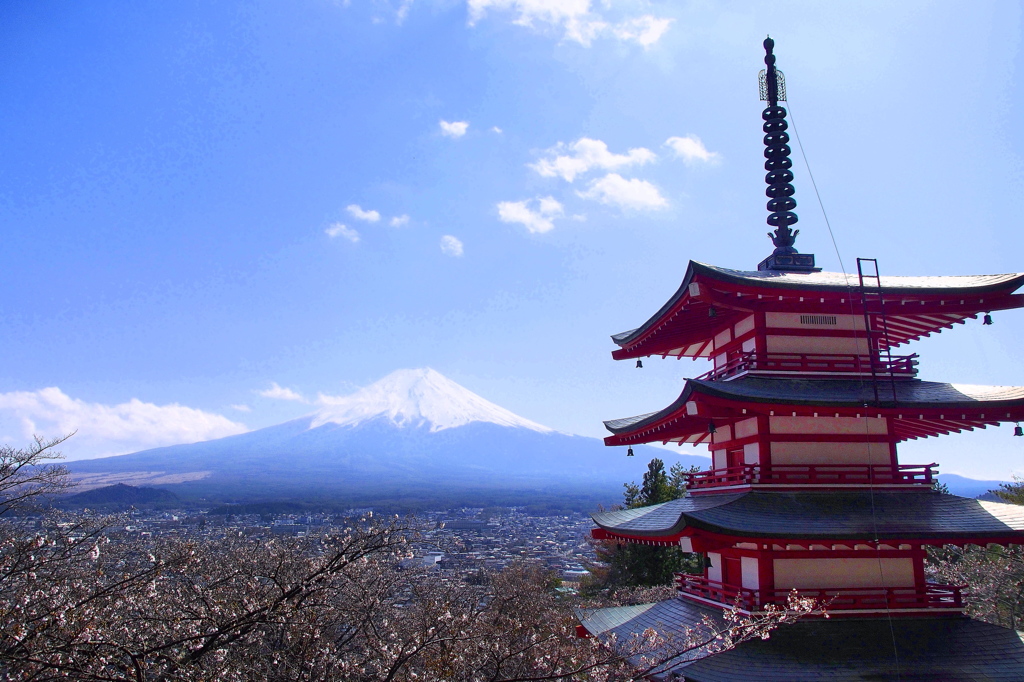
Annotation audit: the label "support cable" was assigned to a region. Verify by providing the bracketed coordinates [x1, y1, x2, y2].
[788, 99, 902, 682]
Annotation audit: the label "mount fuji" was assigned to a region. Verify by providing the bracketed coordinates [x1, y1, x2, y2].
[68, 369, 710, 509]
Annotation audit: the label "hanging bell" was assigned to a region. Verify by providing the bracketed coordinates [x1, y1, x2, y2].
[983, 313, 993, 326]
[708, 306, 718, 318]
[636, 359, 643, 368]
[707, 420, 717, 434]
[1014, 423, 1023, 437]
[627, 446, 634, 456]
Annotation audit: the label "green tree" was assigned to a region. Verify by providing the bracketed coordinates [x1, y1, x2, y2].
[599, 458, 703, 588]
[995, 475, 1024, 505]
[928, 475, 1024, 629]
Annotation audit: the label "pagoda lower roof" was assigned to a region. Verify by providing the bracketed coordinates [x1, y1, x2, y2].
[590, 491, 1024, 542]
[604, 377, 1024, 444]
[611, 261, 1024, 359]
[577, 599, 1024, 681]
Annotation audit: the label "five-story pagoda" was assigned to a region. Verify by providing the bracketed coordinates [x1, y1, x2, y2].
[577, 38, 1024, 680]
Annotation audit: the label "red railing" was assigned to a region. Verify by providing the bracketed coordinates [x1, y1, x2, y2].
[675, 574, 963, 612]
[697, 352, 918, 382]
[685, 463, 937, 490]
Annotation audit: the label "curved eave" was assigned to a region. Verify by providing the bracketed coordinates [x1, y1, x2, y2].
[694, 262, 1024, 296]
[610, 261, 1024, 360]
[603, 378, 1024, 446]
[591, 492, 1024, 542]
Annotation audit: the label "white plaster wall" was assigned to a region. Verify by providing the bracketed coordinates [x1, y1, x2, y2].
[770, 416, 888, 435]
[766, 335, 870, 355]
[711, 425, 733, 443]
[707, 553, 722, 583]
[741, 557, 760, 590]
[773, 558, 915, 589]
[770, 441, 891, 465]
[734, 315, 755, 337]
[734, 417, 759, 439]
[714, 328, 732, 350]
[713, 450, 727, 470]
[743, 442, 760, 464]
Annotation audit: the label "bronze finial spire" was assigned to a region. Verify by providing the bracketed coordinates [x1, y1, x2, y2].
[757, 36, 818, 272]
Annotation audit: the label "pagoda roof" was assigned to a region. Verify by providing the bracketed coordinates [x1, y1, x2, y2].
[577, 599, 1024, 681]
[604, 377, 1024, 445]
[611, 261, 1024, 359]
[690, 262, 1024, 294]
[590, 491, 1024, 542]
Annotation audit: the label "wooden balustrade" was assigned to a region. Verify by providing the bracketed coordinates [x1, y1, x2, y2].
[685, 463, 937, 490]
[697, 352, 919, 382]
[674, 574, 963, 612]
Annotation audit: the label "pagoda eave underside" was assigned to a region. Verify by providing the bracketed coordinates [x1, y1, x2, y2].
[603, 378, 1024, 446]
[610, 262, 1024, 360]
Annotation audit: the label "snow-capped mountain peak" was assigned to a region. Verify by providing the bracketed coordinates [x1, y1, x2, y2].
[310, 368, 553, 433]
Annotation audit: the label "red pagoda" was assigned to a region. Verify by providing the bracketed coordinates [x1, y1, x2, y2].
[577, 38, 1024, 680]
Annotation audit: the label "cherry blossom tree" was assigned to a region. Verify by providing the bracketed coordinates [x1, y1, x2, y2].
[0, 439, 811, 680]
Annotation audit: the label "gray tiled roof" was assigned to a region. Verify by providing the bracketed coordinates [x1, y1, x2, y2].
[611, 261, 1024, 347]
[580, 598, 1024, 681]
[591, 491, 1024, 541]
[603, 377, 1024, 435]
[697, 262, 1024, 293]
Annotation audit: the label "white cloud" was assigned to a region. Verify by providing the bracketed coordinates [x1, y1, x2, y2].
[531, 138, 656, 182]
[491, 126, 503, 133]
[439, 120, 469, 138]
[230, 404, 251, 412]
[395, 0, 413, 23]
[466, 1, 670, 47]
[0, 387, 247, 460]
[497, 196, 564, 234]
[325, 223, 360, 242]
[389, 214, 410, 227]
[346, 204, 381, 222]
[440, 235, 464, 257]
[612, 15, 674, 48]
[257, 383, 306, 402]
[578, 173, 668, 211]
[665, 135, 721, 165]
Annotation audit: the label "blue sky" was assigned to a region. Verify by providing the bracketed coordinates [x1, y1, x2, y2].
[2, 1, 1024, 479]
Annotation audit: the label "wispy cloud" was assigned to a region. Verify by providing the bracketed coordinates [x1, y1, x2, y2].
[346, 204, 381, 222]
[0, 387, 247, 459]
[230, 404, 252, 412]
[395, 0, 414, 24]
[256, 383, 306, 402]
[466, 1, 671, 48]
[531, 138, 656, 182]
[497, 196, 564, 234]
[491, 126, 503, 134]
[325, 223, 360, 242]
[578, 173, 668, 211]
[440, 235, 464, 256]
[612, 15, 674, 48]
[439, 120, 469, 138]
[665, 135, 721, 165]
[389, 214, 410, 227]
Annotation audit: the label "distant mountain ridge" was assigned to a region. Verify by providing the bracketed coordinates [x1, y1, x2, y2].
[69, 369, 709, 509]
[62, 483, 179, 508]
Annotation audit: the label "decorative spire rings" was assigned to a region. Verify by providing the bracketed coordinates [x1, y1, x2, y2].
[761, 37, 798, 255]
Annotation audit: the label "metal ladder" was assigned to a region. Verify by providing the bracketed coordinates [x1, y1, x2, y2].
[857, 258, 899, 407]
